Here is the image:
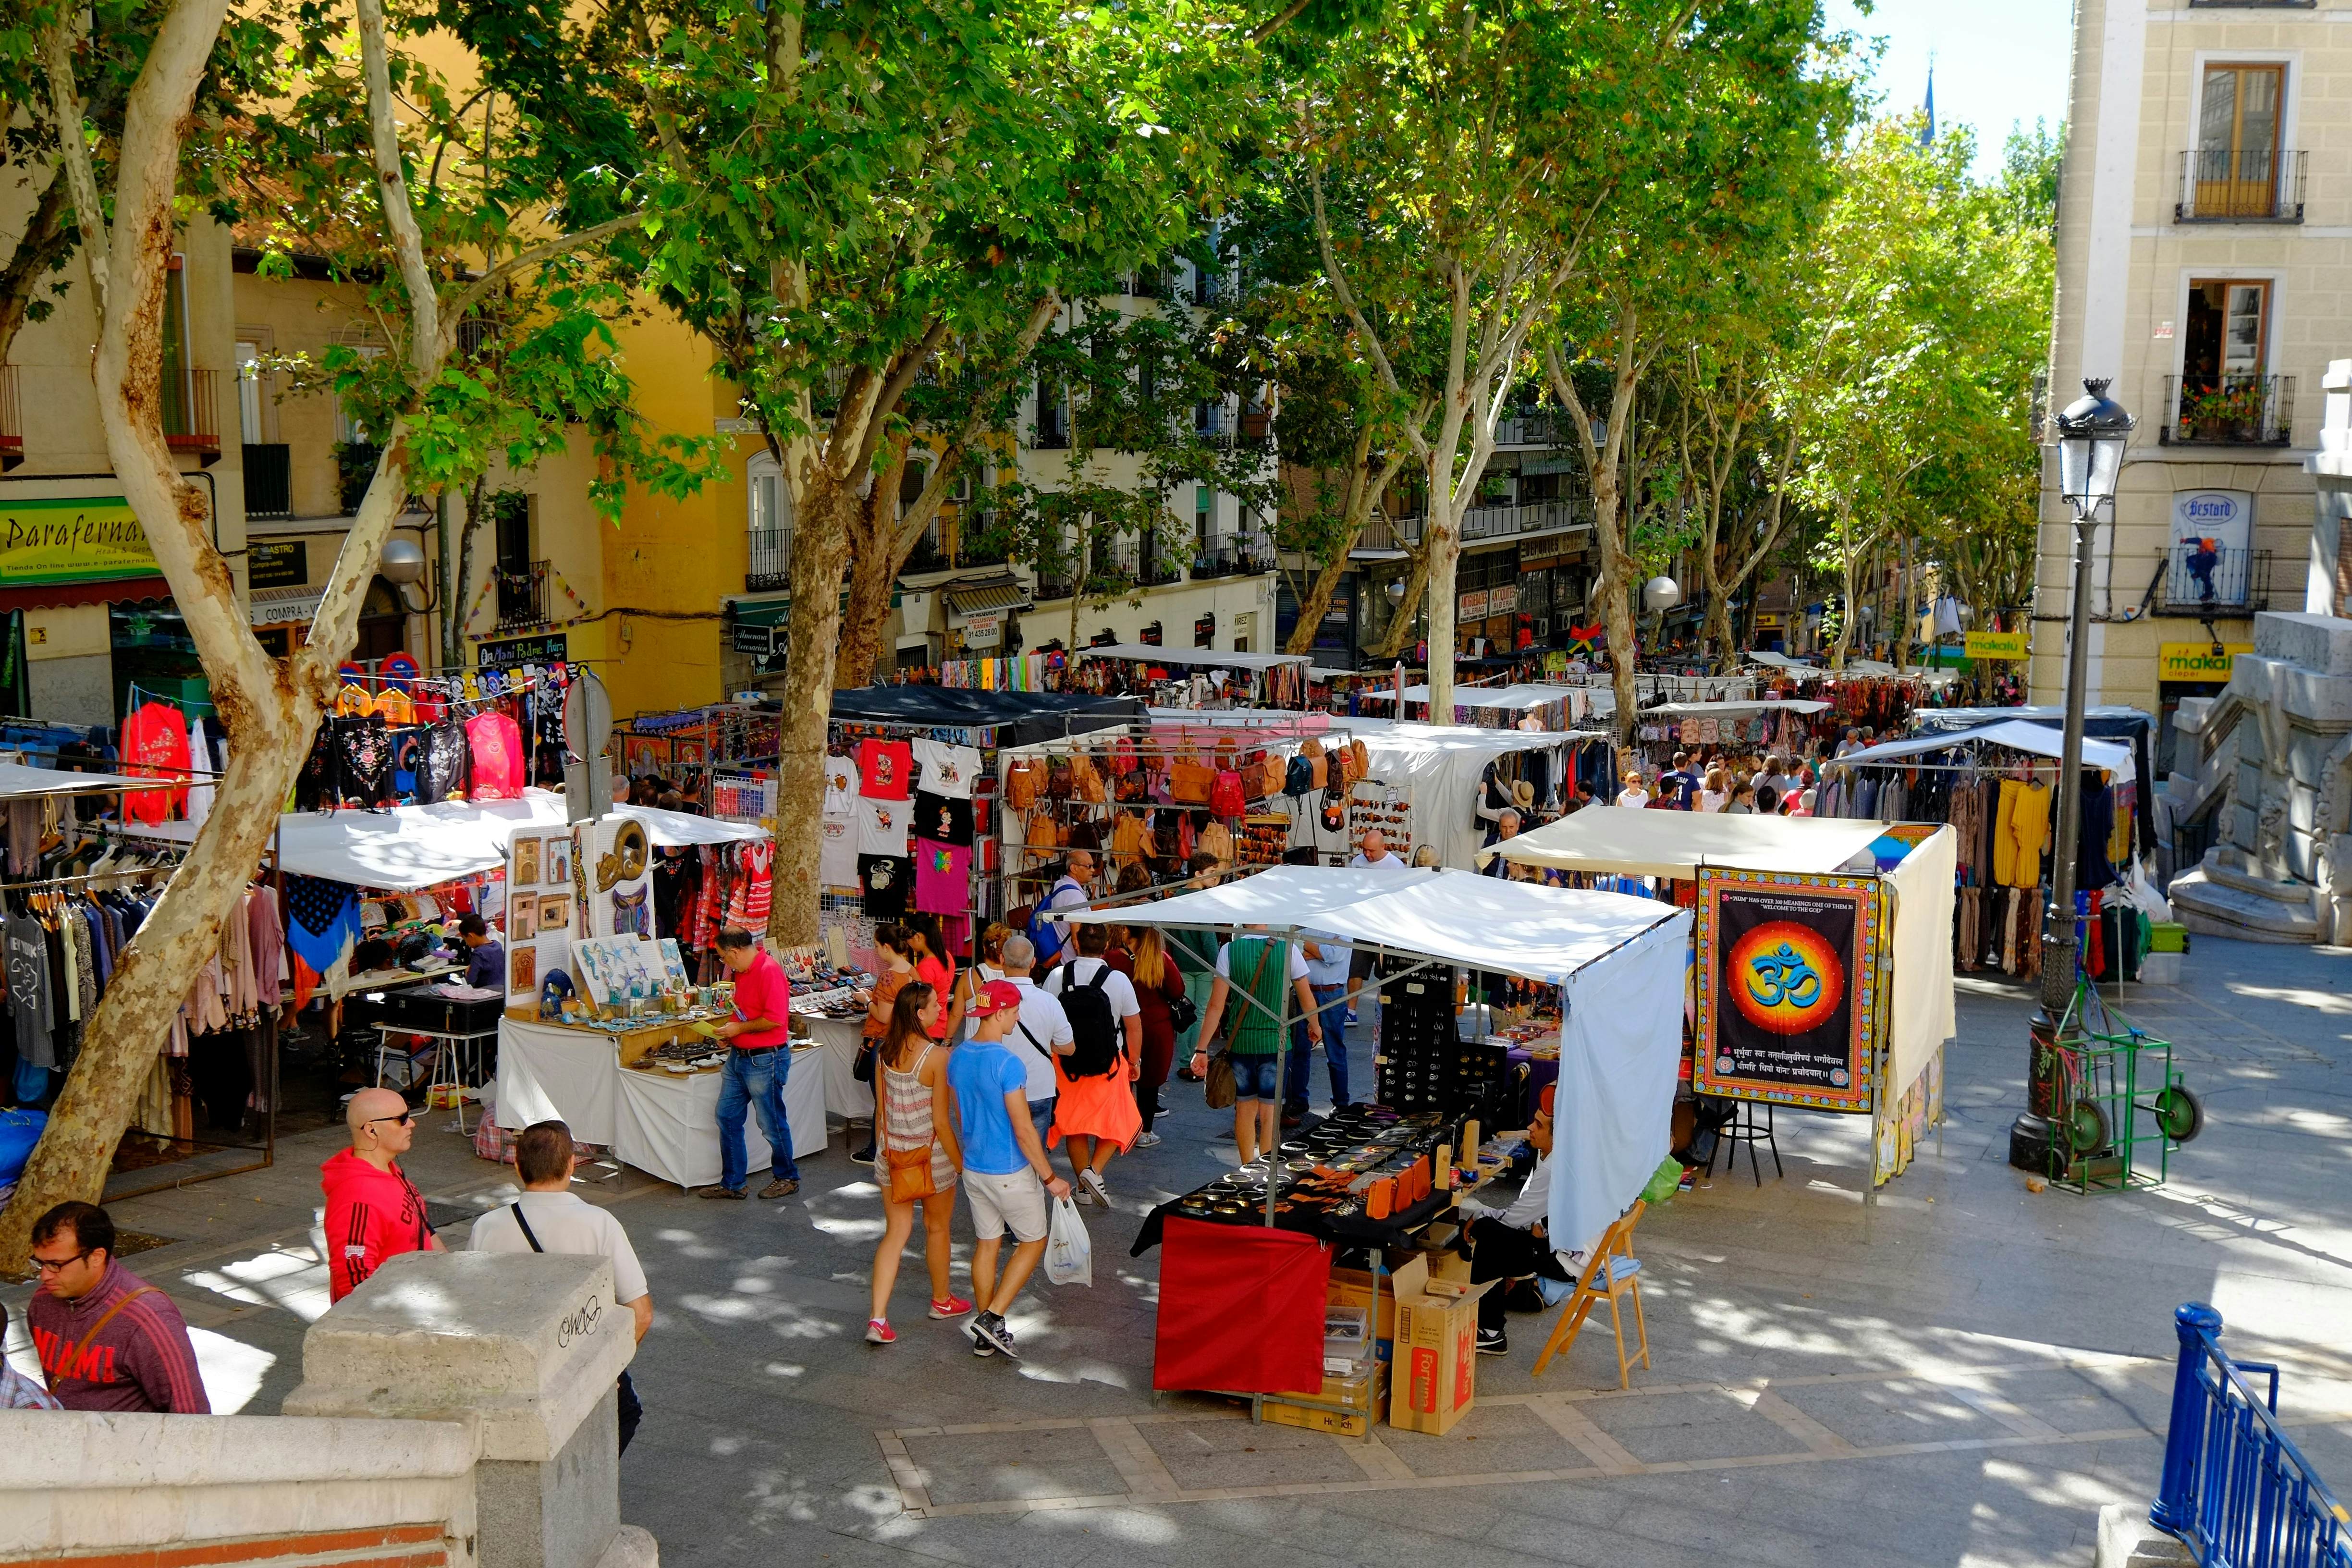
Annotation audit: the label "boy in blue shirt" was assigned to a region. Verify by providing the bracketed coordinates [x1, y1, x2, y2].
[948, 981, 1074, 1359]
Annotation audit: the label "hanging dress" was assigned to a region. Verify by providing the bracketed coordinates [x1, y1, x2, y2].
[465, 711, 526, 800]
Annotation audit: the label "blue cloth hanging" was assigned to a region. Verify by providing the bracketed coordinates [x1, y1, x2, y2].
[284, 873, 361, 976]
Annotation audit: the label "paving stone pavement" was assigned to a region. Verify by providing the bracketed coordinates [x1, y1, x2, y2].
[9, 934, 2352, 1567]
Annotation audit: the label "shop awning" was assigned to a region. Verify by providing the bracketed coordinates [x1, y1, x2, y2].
[0, 577, 172, 614]
[829, 686, 1143, 746]
[943, 576, 1032, 618]
[1078, 643, 1311, 672]
[1645, 698, 1831, 716]
[1480, 805, 1886, 880]
[1836, 719, 2133, 773]
[124, 789, 763, 891]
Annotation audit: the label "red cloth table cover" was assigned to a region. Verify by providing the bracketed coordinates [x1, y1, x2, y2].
[1152, 1215, 1332, 1394]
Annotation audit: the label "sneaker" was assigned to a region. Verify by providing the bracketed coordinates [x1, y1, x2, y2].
[759, 1176, 800, 1199]
[929, 1296, 974, 1320]
[1475, 1325, 1509, 1356]
[1079, 1168, 1111, 1206]
[697, 1185, 747, 1200]
[1175, 1066, 1200, 1082]
[973, 1311, 1020, 1360]
[969, 1322, 996, 1357]
[849, 1143, 877, 1165]
[1155, 1095, 1170, 1114]
[865, 1318, 895, 1345]
[1344, 1011, 1360, 1027]
[1134, 1131, 1162, 1149]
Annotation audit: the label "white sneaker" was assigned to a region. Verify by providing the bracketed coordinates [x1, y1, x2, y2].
[1134, 1131, 1162, 1148]
[1079, 1168, 1112, 1206]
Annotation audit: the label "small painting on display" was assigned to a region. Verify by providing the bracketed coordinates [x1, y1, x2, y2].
[508, 943, 538, 997]
[538, 894, 572, 934]
[510, 893, 538, 941]
[545, 836, 572, 889]
[512, 835, 542, 888]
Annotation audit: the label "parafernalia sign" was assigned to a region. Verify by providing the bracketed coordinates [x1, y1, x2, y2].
[0, 496, 158, 584]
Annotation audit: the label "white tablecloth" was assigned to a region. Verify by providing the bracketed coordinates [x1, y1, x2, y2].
[496, 1017, 828, 1188]
[803, 1014, 873, 1120]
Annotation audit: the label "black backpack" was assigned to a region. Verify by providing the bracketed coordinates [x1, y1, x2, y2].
[1051, 962, 1122, 1078]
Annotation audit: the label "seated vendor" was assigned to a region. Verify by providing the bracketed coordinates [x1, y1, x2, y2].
[456, 914, 505, 990]
[1460, 1104, 1574, 1358]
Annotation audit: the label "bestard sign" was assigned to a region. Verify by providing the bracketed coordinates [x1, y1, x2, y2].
[0, 496, 159, 585]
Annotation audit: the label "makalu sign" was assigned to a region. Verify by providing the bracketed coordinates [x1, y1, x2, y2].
[0, 496, 158, 584]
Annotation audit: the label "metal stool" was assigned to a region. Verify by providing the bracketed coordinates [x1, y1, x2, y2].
[1708, 1100, 1782, 1187]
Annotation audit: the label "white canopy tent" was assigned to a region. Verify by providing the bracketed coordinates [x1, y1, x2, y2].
[1644, 698, 1832, 717]
[1070, 866, 1692, 1255]
[0, 761, 152, 796]
[125, 788, 764, 891]
[1835, 719, 2134, 774]
[1078, 643, 1311, 672]
[1482, 806, 1957, 1125]
[1343, 722, 1592, 870]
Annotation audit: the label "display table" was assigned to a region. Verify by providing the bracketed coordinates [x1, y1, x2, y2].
[494, 1015, 826, 1188]
[802, 1014, 872, 1121]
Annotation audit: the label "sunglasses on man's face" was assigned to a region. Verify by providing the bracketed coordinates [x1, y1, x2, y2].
[365, 1111, 414, 1129]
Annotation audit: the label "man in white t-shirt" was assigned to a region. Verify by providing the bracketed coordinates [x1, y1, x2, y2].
[1031, 851, 1096, 972]
[998, 934, 1074, 1145]
[1342, 828, 1410, 1031]
[470, 1120, 652, 1453]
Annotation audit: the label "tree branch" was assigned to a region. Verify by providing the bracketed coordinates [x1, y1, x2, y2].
[41, 13, 110, 314]
[447, 208, 649, 331]
[355, 0, 440, 386]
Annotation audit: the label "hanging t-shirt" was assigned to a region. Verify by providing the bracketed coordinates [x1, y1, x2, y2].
[913, 841, 971, 915]
[820, 815, 858, 890]
[857, 854, 911, 919]
[857, 739, 913, 800]
[417, 719, 469, 804]
[7, 912, 54, 1069]
[823, 755, 860, 815]
[911, 739, 980, 800]
[466, 711, 526, 800]
[119, 700, 191, 824]
[912, 791, 974, 847]
[858, 796, 909, 857]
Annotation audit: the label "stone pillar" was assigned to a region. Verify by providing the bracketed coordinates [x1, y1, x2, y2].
[285, 1251, 642, 1568]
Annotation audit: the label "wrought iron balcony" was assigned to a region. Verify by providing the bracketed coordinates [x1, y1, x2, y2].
[2154, 543, 2271, 615]
[746, 523, 792, 592]
[243, 443, 291, 519]
[2176, 149, 2305, 222]
[495, 561, 550, 630]
[2161, 374, 2294, 447]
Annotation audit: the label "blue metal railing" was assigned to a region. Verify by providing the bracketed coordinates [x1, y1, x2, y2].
[2153, 1303, 2352, 1568]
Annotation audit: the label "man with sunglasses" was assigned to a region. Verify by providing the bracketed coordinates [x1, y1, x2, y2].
[26, 1200, 207, 1412]
[322, 1086, 444, 1303]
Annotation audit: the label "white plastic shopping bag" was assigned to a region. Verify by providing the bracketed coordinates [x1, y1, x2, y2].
[1043, 1194, 1093, 1287]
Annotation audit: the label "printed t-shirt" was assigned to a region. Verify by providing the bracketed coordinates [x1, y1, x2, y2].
[914, 842, 971, 915]
[913, 791, 974, 846]
[858, 797, 909, 857]
[823, 755, 860, 815]
[912, 738, 980, 799]
[858, 855, 911, 918]
[946, 1037, 1033, 1176]
[857, 739, 913, 800]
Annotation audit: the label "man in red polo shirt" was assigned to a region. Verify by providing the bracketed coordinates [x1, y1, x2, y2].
[701, 926, 799, 1200]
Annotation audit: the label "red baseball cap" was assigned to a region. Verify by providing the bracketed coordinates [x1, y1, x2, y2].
[968, 980, 1024, 1019]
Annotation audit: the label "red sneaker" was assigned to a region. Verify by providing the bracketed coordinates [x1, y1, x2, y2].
[865, 1318, 896, 1344]
[929, 1295, 975, 1320]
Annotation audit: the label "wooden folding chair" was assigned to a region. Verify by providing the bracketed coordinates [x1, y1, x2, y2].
[1531, 1200, 1650, 1386]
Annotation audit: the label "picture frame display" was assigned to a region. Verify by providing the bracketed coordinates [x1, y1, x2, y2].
[546, 836, 572, 889]
[508, 943, 539, 997]
[512, 835, 543, 888]
[537, 893, 572, 934]
[510, 893, 538, 941]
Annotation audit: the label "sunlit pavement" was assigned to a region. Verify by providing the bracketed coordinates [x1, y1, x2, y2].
[10, 933, 2352, 1567]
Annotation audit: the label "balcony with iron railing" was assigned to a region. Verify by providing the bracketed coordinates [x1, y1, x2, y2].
[747, 524, 792, 592]
[0, 363, 19, 470]
[494, 561, 550, 630]
[1035, 397, 1072, 451]
[243, 443, 292, 519]
[2161, 375, 2295, 447]
[2176, 148, 2306, 222]
[2155, 544, 2272, 616]
[163, 366, 221, 462]
[1494, 409, 1573, 449]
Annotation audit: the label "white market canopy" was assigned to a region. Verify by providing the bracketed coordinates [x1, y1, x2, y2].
[1645, 698, 1832, 716]
[1066, 863, 1685, 986]
[1478, 805, 1885, 880]
[1837, 719, 2133, 774]
[1078, 643, 1310, 672]
[125, 788, 763, 891]
[0, 761, 151, 796]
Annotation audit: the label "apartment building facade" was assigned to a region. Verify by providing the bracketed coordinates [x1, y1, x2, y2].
[2038, 0, 2352, 770]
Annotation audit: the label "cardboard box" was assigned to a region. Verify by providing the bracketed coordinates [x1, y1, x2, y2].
[1328, 1266, 1398, 1363]
[1265, 1363, 1387, 1437]
[1387, 1253, 1492, 1436]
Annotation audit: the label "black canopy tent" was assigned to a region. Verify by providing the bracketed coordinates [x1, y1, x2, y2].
[827, 687, 1145, 748]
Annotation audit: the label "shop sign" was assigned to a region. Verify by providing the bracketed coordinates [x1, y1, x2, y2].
[0, 495, 158, 585]
[1964, 630, 2028, 662]
[2158, 641, 2251, 682]
[729, 622, 776, 656]
[479, 631, 568, 668]
[1458, 589, 1489, 619]
[961, 612, 1002, 649]
[1486, 585, 1517, 615]
[1692, 869, 1885, 1115]
[1139, 620, 1163, 646]
[248, 538, 306, 590]
[1194, 613, 1215, 648]
[2171, 489, 2251, 558]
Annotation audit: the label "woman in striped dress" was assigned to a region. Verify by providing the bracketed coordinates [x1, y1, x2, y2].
[866, 983, 967, 1343]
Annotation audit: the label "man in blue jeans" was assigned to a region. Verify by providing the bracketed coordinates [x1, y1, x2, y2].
[1284, 936, 1352, 1122]
[700, 927, 800, 1200]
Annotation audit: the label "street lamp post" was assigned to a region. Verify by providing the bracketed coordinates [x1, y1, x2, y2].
[2011, 379, 2134, 1175]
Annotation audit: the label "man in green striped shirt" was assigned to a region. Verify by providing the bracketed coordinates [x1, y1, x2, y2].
[1190, 928, 1321, 1165]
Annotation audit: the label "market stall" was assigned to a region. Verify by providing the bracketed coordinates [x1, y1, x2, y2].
[1069, 865, 1689, 1429]
[1482, 807, 1957, 1188]
[1075, 644, 1311, 709]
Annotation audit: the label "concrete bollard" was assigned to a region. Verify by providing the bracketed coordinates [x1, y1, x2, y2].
[284, 1251, 642, 1568]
